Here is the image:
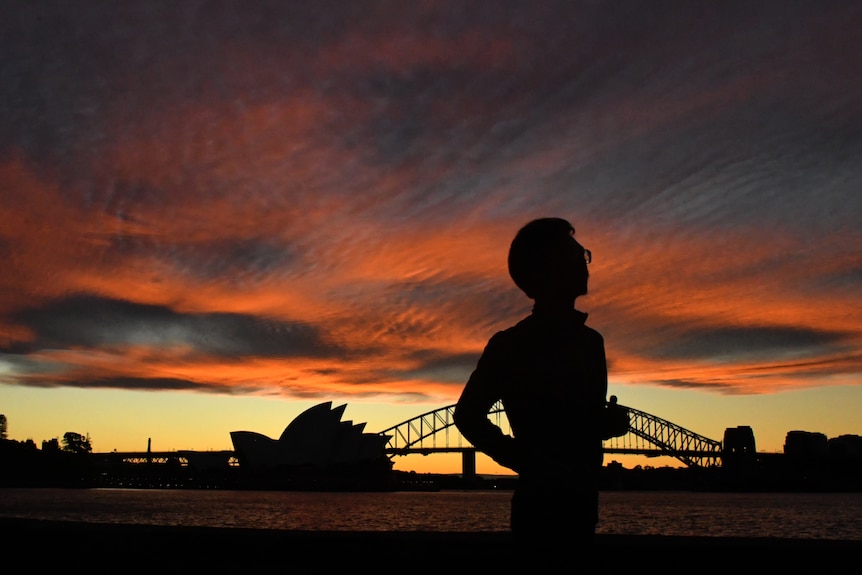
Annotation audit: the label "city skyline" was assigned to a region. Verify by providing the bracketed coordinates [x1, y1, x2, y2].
[2, 2, 861, 474]
[1, 392, 852, 473]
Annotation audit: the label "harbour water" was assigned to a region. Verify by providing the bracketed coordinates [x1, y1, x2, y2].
[1, 488, 861, 540]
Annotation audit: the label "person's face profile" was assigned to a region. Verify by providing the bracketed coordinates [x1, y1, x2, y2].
[536, 235, 588, 301]
[564, 237, 589, 297]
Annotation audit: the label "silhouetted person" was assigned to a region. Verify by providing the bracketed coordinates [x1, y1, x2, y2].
[453, 217, 608, 559]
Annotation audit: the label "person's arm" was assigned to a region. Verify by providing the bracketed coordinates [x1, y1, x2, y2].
[597, 332, 609, 405]
[453, 334, 521, 472]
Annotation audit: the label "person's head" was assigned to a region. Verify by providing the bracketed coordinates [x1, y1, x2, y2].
[507, 217, 590, 302]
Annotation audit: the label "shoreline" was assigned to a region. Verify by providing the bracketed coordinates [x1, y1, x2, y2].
[2, 517, 859, 567]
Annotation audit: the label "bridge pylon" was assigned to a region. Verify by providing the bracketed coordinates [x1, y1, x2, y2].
[461, 449, 477, 482]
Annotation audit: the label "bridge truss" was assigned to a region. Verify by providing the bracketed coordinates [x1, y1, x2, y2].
[380, 402, 723, 468]
[605, 405, 723, 467]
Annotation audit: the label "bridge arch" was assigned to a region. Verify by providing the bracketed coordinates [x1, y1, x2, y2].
[380, 402, 723, 468]
[379, 401, 507, 455]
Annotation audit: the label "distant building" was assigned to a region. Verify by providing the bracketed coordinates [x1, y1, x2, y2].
[827, 434, 862, 460]
[784, 430, 829, 460]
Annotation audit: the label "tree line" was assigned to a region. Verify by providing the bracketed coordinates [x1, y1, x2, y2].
[0, 413, 92, 454]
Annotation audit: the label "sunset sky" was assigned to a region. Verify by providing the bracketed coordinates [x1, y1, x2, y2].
[2, 1, 861, 474]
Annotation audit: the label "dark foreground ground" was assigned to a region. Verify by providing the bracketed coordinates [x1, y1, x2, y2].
[1, 517, 859, 570]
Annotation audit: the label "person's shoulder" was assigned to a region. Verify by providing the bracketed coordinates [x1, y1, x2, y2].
[486, 317, 533, 346]
[582, 323, 603, 337]
[581, 323, 605, 346]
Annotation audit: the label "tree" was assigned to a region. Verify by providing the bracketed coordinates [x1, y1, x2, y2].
[0, 414, 6, 440]
[61, 432, 92, 454]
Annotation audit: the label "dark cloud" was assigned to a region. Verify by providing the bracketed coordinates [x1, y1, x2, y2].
[66, 376, 208, 392]
[818, 266, 862, 294]
[0, 1, 344, 163]
[79, 179, 179, 222]
[4, 294, 341, 359]
[4, 1, 859, 233]
[647, 379, 737, 393]
[398, 350, 483, 385]
[9, 373, 267, 394]
[160, 237, 299, 283]
[647, 325, 850, 363]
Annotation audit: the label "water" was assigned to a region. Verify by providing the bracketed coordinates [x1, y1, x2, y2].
[1, 488, 861, 540]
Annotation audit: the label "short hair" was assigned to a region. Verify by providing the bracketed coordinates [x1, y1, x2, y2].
[507, 217, 576, 299]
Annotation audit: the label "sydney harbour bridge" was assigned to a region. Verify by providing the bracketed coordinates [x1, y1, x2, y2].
[380, 401, 725, 472]
[103, 401, 730, 475]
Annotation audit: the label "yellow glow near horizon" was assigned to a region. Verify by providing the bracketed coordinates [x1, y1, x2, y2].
[5, 381, 862, 476]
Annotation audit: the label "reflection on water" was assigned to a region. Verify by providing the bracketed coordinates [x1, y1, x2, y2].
[597, 491, 862, 540]
[0, 489, 513, 532]
[1, 488, 860, 539]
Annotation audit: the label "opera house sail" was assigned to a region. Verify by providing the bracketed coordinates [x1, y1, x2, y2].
[230, 402, 395, 490]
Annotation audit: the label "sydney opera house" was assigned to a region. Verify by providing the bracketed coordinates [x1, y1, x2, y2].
[230, 402, 395, 490]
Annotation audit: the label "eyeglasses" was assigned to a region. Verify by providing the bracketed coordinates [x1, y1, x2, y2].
[584, 248, 592, 265]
